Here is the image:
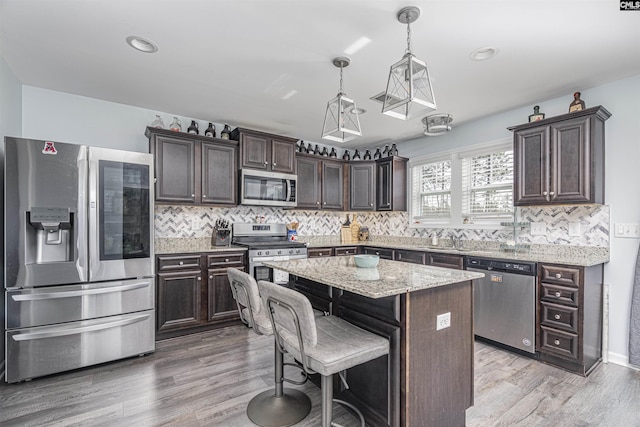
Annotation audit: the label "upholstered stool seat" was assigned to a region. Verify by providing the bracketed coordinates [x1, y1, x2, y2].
[258, 279, 390, 427]
[227, 269, 311, 427]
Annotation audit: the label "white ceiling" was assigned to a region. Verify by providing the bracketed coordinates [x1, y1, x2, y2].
[1, 0, 639, 148]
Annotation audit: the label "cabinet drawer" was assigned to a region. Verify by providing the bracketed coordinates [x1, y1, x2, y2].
[395, 249, 426, 265]
[157, 255, 202, 271]
[339, 291, 401, 325]
[428, 253, 463, 270]
[363, 247, 394, 260]
[540, 265, 580, 287]
[540, 283, 579, 306]
[293, 277, 333, 301]
[335, 246, 359, 256]
[541, 301, 578, 333]
[206, 252, 245, 268]
[308, 247, 335, 258]
[540, 325, 579, 360]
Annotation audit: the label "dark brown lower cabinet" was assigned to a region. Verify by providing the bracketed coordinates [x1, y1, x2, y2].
[156, 252, 244, 340]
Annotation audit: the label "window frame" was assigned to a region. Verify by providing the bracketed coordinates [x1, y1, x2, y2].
[408, 138, 513, 229]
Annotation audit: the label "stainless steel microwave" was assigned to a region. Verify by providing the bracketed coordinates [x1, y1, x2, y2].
[239, 169, 297, 207]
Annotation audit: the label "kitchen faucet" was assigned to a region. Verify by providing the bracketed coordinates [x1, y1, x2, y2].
[450, 232, 462, 250]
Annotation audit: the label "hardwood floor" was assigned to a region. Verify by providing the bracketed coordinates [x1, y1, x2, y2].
[1, 325, 638, 426]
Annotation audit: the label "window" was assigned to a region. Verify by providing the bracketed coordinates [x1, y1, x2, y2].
[409, 140, 513, 227]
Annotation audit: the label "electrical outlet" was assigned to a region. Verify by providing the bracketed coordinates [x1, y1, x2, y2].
[530, 222, 546, 236]
[436, 312, 451, 331]
[191, 217, 200, 231]
[568, 222, 581, 237]
[614, 223, 640, 238]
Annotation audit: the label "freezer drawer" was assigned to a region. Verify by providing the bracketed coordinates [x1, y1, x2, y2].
[6, 278, 155, 329]
[5, 310, 155, 383]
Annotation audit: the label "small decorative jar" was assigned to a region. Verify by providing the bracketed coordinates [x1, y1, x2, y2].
[169, 116, 182, 132]
[187, 120, 199, 135]
[204, 123, 216, 137]
[220, 124, 232, 139]
[150, 115, 165, 128]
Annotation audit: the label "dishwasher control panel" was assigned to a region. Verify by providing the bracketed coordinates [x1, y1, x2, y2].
[466, 257, 536, 275]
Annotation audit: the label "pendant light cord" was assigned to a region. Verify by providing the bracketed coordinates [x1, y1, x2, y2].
[406, 19, 412, 54]
[339, 63, 344, 93]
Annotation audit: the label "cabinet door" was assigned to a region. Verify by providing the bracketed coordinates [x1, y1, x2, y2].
[514, 126, 550, 205]
[157, 270, 202, 331]
[322, 160, 345, 210]
[202, 142, 237, 205]
[207, 266, 243, 323]
[376, 160, 393, 211]
[551, 116, 591, 203]
[271, 138, 296, 174]
[154, 135, 196, 202]
[350, 162, 376, 211]
[240, 133, 269, 170]
[296, 156, 322, 209]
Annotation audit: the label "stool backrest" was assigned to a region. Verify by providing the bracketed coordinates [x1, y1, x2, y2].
[228, 268, 271, 335]
[258, 280, 318, 347]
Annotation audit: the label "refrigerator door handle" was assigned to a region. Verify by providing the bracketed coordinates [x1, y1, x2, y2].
[11, 281, 151, 301]
[76, 145, 89, 282]
[11, 313, 152, 341]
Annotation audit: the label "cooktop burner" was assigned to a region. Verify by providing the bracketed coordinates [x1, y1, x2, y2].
[232, 222, 306, 250]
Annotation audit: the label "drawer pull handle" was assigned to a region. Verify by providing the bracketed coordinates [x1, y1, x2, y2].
[555, 273, 562, 279]
[554, 291, 562, 297]
[554, 339, 560, 346]
[179, 261, 184, 266]
[554, 314, 561, 320]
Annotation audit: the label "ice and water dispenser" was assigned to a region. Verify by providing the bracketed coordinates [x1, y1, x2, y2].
[26, 207, 74, 264]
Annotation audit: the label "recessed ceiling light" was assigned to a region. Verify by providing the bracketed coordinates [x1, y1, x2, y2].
[470, 46, 498, 61]
[126, 36, 159, 53]
[344, 36, 371, 55]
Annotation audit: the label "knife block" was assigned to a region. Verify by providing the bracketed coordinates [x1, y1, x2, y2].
[213, 228, 231, 246]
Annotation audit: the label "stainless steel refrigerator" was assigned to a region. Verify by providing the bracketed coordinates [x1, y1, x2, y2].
[3, 137, 155, 383]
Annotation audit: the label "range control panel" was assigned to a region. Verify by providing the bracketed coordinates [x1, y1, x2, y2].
[466, 257, 536, 276]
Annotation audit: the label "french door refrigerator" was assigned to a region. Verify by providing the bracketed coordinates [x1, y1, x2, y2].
[4, 137, 155, 383]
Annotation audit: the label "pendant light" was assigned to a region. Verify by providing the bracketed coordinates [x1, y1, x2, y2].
[321, 57, 362, 143]
[382, 6, 437, 120]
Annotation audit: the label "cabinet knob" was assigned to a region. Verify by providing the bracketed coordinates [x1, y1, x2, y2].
[197, 277, 202, 281]
[179, 261, 184, 266]
[376, 252, 380, 255]
[316, 201, 320, 205]
[549, 191, 555, 196]
[225, 258, 229, 262]
[555, 273, 562, 279]
[370, 203, 373, 207]
[554, 314, 561, 320]
[319, 253, 323, 256]
[554, 291, 562, 297]
[203, 195, 207, 198]
[543, 191, 548, 196]
[264, 161, 268, 165]
[273, 163, 277, 167]
[209, 275, 213, 279]
[191, 194, 195, 197]
[554, 339, 560, 346]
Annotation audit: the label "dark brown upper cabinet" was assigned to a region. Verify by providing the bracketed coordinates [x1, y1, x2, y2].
[296, 153, 346, 210]
[349, 161, 376, 211]
[510, 106, 610, 206]
[146, 127, 238, 205]
[231, 127, 297, 174]
[375, 156, 408, 211]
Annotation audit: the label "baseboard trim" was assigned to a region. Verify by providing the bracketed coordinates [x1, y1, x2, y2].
[606, 351, 640, 371]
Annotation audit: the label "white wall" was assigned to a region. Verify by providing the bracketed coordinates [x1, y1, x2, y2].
[403, 74, 640, 367]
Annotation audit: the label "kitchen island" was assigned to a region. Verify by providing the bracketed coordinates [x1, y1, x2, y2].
[263, 256, 484, 427]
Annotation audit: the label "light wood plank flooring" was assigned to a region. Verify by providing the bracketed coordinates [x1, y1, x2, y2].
[1, 325, 639, 426]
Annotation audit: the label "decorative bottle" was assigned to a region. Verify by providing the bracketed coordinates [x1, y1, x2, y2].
[382, 144, 390, 157]
[342, 150, 351, 160]
[350, 214, 361, 242]
[363, 149, 372, 160]
[373, 148, 382, 160]
[187, 120, 199, 135]
[204, 123, 216, 137]
[169, 116, 182, 132]
[220, 124, 232, 139]
[329, 147, 337, 158]
[314, 144, 321, 155]
[150, 115, 165, 129]
[307, 142, 314, 153]
[298, 140, 307, 152]
[391, 143, 399, 156]
[353, 149, 361, 160]
[321, 147, 329, 156]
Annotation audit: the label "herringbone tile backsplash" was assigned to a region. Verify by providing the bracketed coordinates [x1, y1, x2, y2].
[155, 204, 609, 247]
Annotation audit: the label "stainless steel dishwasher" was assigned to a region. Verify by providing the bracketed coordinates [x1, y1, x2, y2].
[466, 257, 537, 354]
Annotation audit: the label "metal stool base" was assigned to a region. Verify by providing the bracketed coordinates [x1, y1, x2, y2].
[247, 388, 311, 427]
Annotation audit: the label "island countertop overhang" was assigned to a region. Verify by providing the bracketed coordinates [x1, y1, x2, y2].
[262, 256, 484, 299]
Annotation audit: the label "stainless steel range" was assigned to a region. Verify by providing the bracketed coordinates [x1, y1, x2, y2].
[232, 223, 307, 285]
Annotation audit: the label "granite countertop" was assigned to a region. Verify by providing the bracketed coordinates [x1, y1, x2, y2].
[300, 237, 609, 267]
[263, 257, 484, 299]
[155, 238, 247, 254]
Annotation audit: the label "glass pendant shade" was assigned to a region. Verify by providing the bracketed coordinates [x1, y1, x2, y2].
[322, 57, 362, 143]
[382, 6, 437, 120]
[383, 53, 436, 120]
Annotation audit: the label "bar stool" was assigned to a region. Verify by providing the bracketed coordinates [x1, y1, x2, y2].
[227, 269, 311, 427]
[257, 279, 390, 427]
